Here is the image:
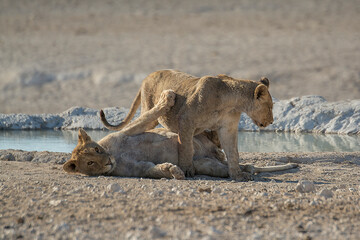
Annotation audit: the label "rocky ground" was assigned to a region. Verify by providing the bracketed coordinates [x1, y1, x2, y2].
[1, 150, 360, 239]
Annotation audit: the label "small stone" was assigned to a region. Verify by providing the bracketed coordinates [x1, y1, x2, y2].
[53, 222, 70, 232]
[49, 200, 63, 207]
[67, 188, 83, 194]
[0, 153, 15, 161]
[106, 183, 124, 193]
[212, 187, 222, 193]
[296, 180, 316, 193]
[318, 188, 333, 199]
[284, 199, 295, 208]
[309, 200, 318, 206]
[52, 186, 59, 193]
[349, 188, 356, 192]
[207, 226, 223, 235]
[16, 217, 25, 224]
[148, 226, 166, 238]
[283, 192, 294, 197]
[260, 192, 269, 197]
[100, 191, 109, 198]
[240, 196, 248, 202]
[198, 187, 212, 193]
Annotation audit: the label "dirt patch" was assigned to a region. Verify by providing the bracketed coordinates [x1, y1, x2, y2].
[1, 151, 359, 239]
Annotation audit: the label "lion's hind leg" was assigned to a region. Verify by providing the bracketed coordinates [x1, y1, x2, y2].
[121, 89, 176, 136]
[146, 163, 185, 180]
[193, 158, 229, 178]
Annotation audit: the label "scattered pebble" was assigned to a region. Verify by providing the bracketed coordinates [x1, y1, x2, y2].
[212, 187, 222, 193]
[100, 191, 109, 198]
[198, 187, 212, 193]
[52, 186, 59, 193]
[318, 188, 334, 199]
[260, 192, 269, 197]
[295, 180, 316, 193]
[148, 226, 167, 238]
[49, 200, 63, 207]
[106, 183, 125, 193]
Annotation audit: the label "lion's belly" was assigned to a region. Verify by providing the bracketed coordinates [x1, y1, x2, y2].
[119, 131, 179, 165]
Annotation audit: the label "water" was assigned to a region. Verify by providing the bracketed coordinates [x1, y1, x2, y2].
[0, 130, 359, 153]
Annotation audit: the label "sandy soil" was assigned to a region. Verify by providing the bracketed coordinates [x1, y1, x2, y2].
[1, 0, 359, 113]
[1, 150, 360, 239]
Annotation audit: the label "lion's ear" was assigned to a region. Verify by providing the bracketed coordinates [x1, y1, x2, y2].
[254, 84, 269, 100]
[63, 160, 78, 173]
[260, 77, 269, 88]
[78, 128, 92, 144]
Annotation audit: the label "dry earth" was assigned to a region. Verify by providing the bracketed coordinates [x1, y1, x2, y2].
[1, 150, 360, 239]
[0, 0, 359, 113]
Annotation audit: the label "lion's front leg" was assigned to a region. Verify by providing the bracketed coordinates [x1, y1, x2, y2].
[177, 121, 196, 177]
[146, 163, 185, 180]
[218, 120, 253, 181]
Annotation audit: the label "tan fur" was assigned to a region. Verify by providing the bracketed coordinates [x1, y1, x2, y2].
[65, 90, 296, 179]
[101, 70, 274, 180]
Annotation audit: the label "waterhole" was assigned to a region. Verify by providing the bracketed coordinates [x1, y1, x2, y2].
[0, 130, 359, 153]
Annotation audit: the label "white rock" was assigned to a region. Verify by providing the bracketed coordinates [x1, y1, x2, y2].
[295, 180, 316, 193]
[49, 199, 63, 207]
[106, 183, 124, 193]
[100, 191, 109, 198]
[1, 96, 359, 134]
[212, 187, 222, 193]
[52, 186, 59, 193]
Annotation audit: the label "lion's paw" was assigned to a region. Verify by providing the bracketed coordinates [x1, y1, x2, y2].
[169, 165, 185, 180]
[179, 163, 195, 178]
[158, 163, 184, 180]
[229, 168, 254, 181]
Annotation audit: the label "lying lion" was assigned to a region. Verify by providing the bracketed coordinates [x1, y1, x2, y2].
[64, 90, 296, 179]
[100, 70, 273, 180]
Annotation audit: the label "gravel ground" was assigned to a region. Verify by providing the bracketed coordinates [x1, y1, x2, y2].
[1, 150, 360, 239]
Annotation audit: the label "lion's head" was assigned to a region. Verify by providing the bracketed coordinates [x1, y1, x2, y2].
[63, 129, 115, 176]
[247, 77, 274, 128]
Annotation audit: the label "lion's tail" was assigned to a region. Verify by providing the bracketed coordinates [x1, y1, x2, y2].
[253, 163, 298, 173]
[100, 89, 141, 131]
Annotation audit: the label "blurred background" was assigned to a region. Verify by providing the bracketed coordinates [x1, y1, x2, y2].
[0, 0, 359, 114]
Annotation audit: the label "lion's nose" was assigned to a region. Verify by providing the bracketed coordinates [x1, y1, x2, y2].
[260, 124, 264, 127]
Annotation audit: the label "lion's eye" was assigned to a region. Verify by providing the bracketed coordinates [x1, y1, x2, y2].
[88, 161, 94, 166]
[94, 147, 101, 153]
